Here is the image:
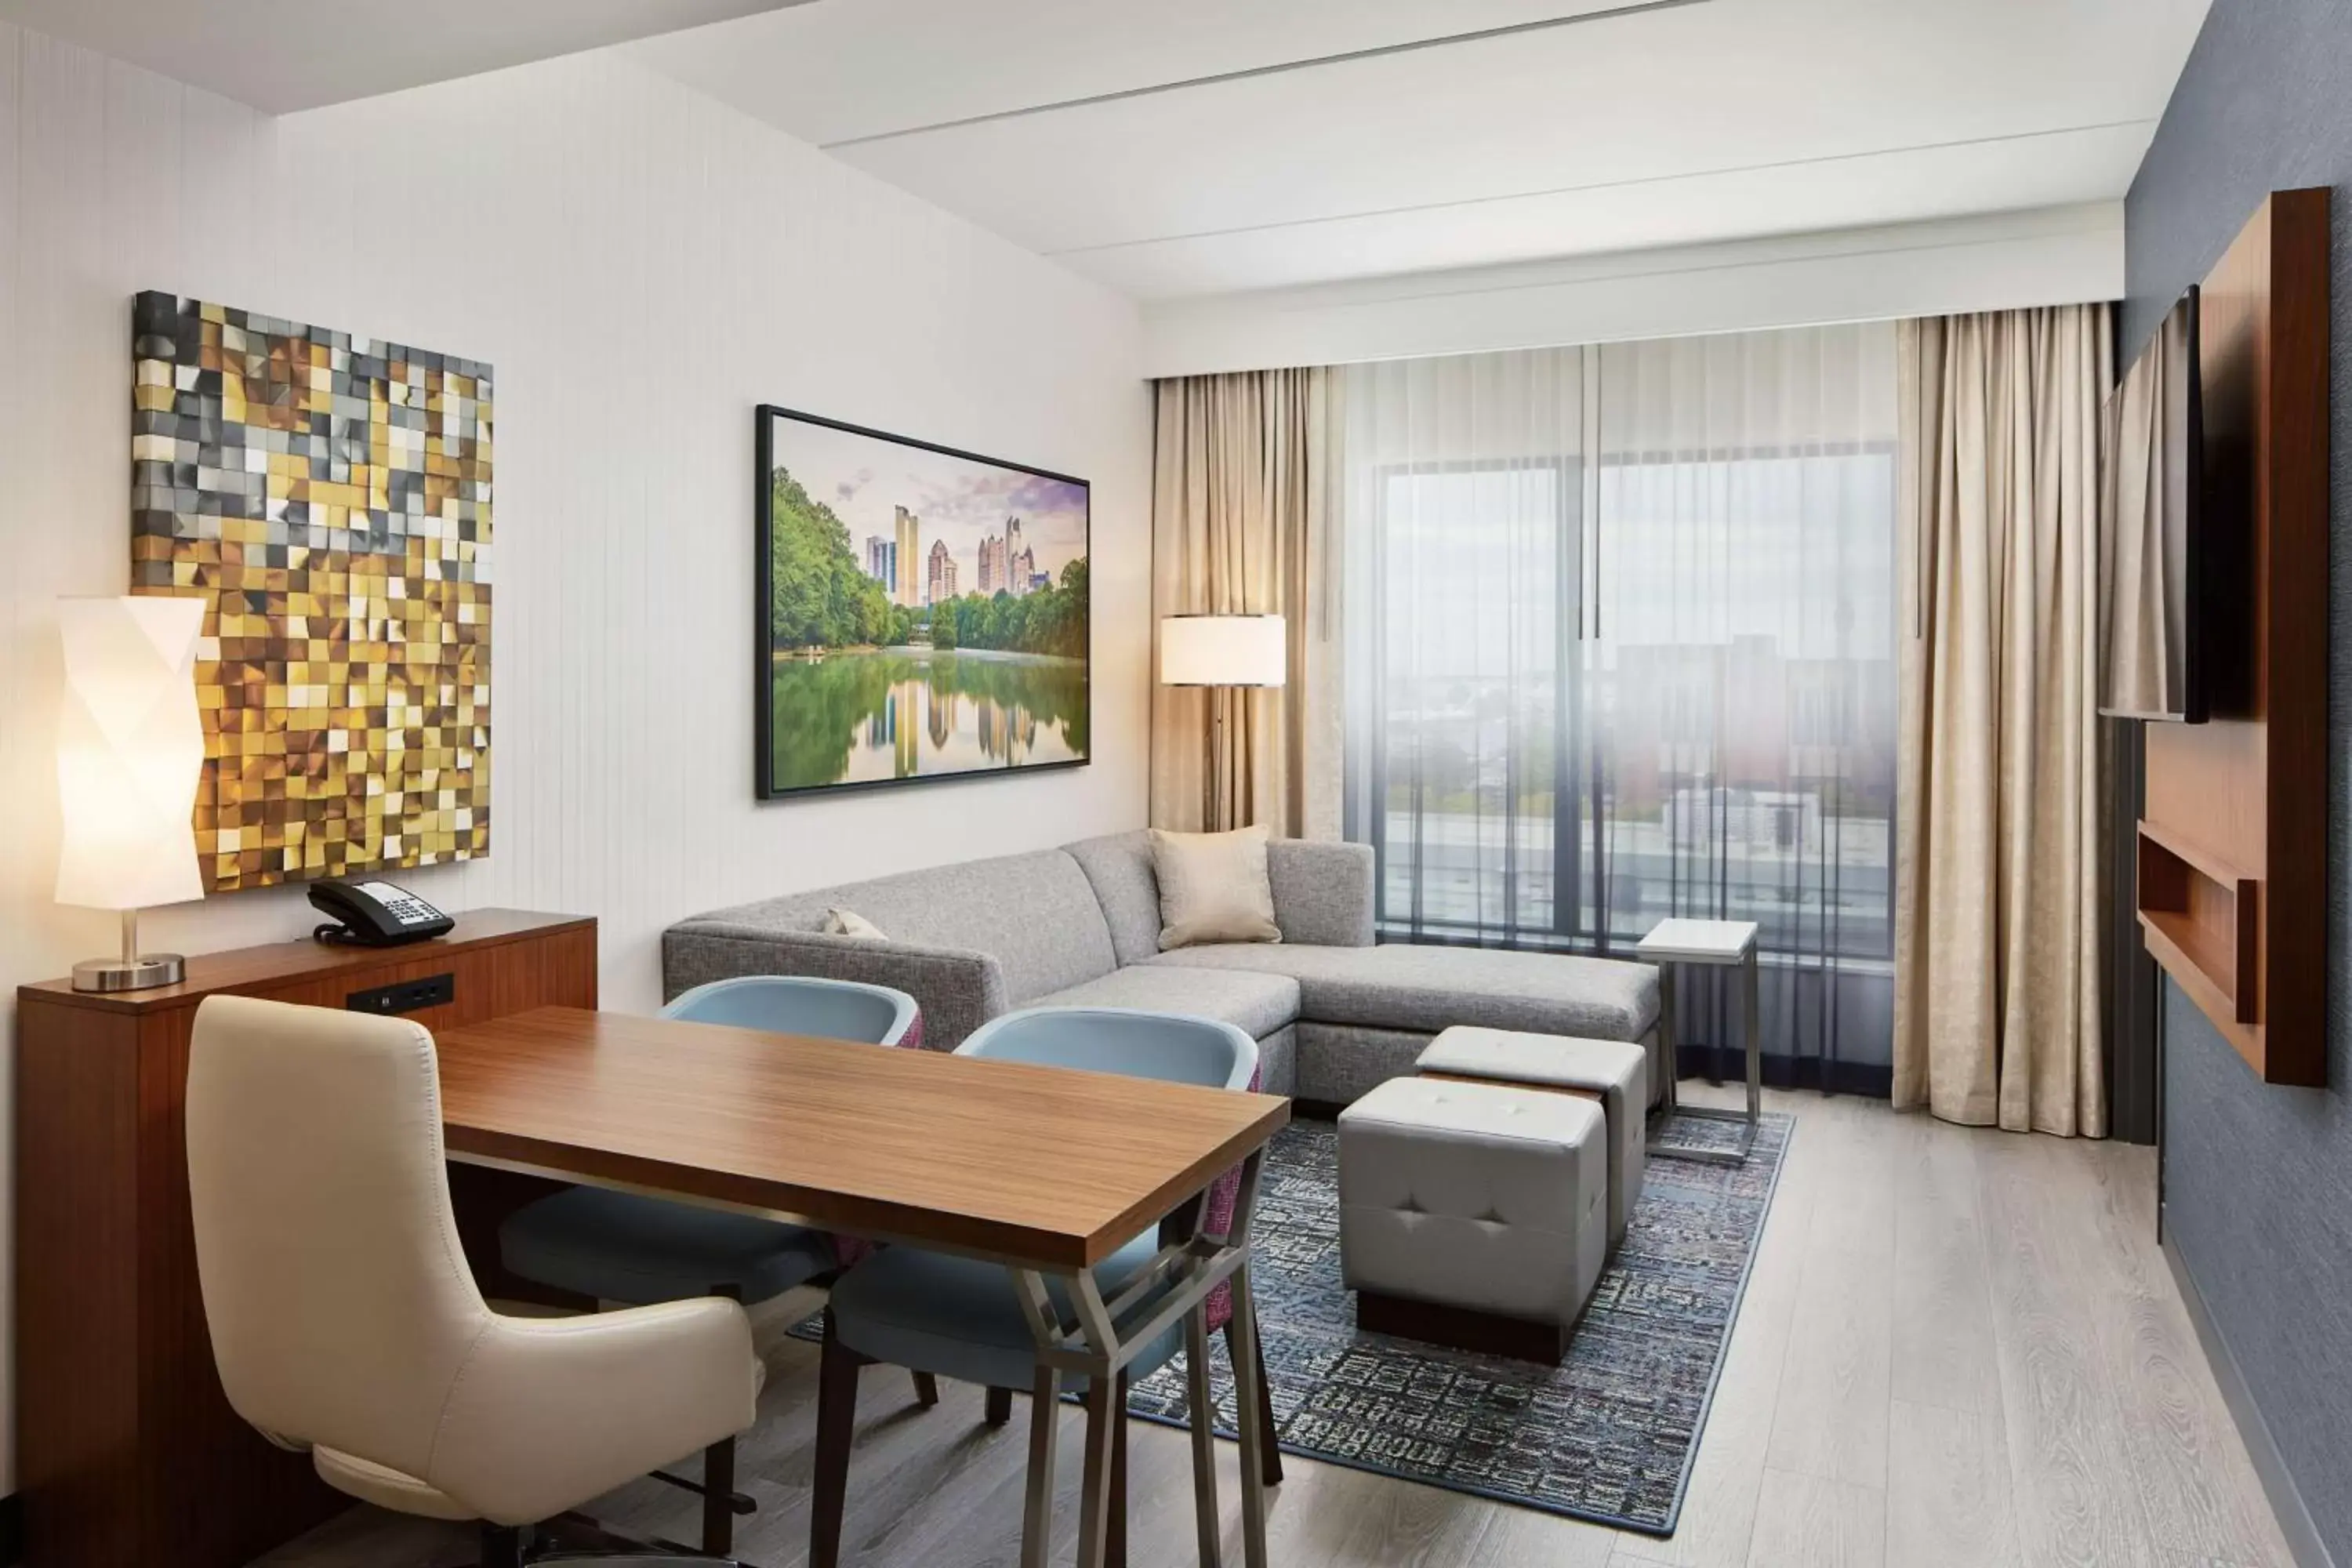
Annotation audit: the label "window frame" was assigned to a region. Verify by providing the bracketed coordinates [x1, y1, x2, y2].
[1351, 435, 1900, 965]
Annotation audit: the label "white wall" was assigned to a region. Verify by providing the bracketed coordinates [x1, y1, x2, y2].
[0, 28, 1151, 1491]
[1142, 202, 2125, 377]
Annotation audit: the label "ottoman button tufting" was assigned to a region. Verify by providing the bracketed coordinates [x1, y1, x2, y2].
[1414, 1026, 1650, 1254]
[1336, 1076, 1606, 1366]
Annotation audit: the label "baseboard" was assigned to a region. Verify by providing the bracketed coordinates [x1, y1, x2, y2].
[2163, 1225, 2337, 1568]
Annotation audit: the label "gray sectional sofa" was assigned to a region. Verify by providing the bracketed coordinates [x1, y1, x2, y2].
[662, 832, 1659, 1104]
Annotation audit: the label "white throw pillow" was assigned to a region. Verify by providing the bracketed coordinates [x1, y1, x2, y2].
[823, 907, 887, 940]
[1149, 826, 1282, 951]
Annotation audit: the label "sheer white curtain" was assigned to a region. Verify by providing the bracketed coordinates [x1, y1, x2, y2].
[1337, 347, 1584, 936]
[1338, 325, 1900, 1077]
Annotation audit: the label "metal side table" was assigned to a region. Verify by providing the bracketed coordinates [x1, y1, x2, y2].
[1636, 917, 1760, 1165]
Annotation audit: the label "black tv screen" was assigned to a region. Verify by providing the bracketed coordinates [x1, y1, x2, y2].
[2099, 286, 2204, 723]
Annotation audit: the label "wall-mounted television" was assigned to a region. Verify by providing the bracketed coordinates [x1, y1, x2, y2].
[2098, 285, 2205, 722]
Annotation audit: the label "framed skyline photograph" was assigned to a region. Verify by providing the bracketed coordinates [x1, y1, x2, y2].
[755, 405, 1090, 799]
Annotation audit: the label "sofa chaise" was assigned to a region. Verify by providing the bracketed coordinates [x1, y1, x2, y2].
[661, 832, 1659, 1104]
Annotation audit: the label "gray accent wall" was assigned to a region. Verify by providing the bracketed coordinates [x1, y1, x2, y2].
[2125, 0, 2352, 1559]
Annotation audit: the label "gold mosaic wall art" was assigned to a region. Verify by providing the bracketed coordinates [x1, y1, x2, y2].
[130, 292, 491, 893]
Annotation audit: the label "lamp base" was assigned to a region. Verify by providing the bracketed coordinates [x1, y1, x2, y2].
[71, 953, 186, 993]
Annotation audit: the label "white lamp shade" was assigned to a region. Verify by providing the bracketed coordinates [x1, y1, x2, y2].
[54, 595, 207, 911]
[1159, 615, 1287, 688]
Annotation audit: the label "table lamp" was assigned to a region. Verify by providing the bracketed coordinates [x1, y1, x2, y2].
[55, 594, 208, 991]
[1158, 613, 1287, 831]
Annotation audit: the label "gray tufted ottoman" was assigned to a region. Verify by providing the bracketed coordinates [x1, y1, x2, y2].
[1336, 1075, 1607, 1364]
[1414, 1026, 1648, 1252]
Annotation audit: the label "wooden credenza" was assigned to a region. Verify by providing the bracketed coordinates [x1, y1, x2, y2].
[13, 909, 597, 1568]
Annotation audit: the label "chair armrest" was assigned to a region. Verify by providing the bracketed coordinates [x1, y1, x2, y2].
[1267, 839, 1374, 947]
[434, 1297, 759, 1526]
[662, 924, 1009, 1049]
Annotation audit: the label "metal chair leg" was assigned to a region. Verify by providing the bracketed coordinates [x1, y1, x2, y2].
[1020, 1362, 1061, 1568]
[1109, 1371, 1131, 1568]
[645, 1460, 757, 1517]
[810, 1312, 865, 1568]
[1184, 1310, 1221, 1568]
[1227, 1267, 1271, 1568]
[1076, 1374, 1119, 1568]
[1222, 1319, 1282, 1485]
[700, 1436, 735, 1556]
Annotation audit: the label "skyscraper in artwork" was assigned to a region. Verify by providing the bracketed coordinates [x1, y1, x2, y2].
[926, 538, 956, 606]
[893, 506, 921, 607]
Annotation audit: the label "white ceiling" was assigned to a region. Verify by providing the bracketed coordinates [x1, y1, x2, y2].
[0, 0, 806, 114]
[9, 1, 2209, 300]
[633, 0, 2212, 299]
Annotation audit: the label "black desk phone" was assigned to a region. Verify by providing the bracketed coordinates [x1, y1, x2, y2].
[309, 878, 456, 946]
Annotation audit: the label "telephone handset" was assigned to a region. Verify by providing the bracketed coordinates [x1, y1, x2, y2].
[309, 878, 456, 947]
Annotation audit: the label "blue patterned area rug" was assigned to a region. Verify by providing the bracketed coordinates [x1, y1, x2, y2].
[1127, 1110, 1791, 1537]
[794, 1109, 1789, 1536]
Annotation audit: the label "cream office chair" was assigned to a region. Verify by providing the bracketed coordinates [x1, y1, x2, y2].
[186, 995, 764, 1567]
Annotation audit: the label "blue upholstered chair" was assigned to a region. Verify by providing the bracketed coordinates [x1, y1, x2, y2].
[495, 975, 926, 1537]
[808, 1007, 1265, 1568]
[658, 973, 921, 1047]
[499, 975, 920, 1307]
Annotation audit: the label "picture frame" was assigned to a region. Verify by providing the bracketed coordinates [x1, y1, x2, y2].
[754, 405, 1091, 800]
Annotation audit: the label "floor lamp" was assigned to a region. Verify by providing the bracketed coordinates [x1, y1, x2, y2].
[1159, 613, 1287, 832]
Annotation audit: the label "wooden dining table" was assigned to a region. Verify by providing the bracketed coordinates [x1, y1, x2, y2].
[433, 1005, 1290, 1568]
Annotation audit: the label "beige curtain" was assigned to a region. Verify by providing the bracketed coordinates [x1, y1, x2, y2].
[1893, 306, 2111, 1136]
[1149, 369, 1341, 836]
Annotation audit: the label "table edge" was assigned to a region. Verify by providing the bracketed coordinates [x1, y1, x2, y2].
[437, 1009, 1294, 1269]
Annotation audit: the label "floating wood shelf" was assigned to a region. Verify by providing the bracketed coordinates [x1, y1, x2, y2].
[2136, 819, 2256, 1025]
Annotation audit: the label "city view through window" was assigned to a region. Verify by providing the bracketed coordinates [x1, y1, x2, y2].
[1359, 448, 1897, 961]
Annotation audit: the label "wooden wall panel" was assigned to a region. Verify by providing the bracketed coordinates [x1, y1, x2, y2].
[2138, 189, 2330, 1086]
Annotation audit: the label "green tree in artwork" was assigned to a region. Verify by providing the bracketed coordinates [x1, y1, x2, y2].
[924, 557, 1087, 659]
[768, 648, 902, 786]
[768, 465, 897, 651]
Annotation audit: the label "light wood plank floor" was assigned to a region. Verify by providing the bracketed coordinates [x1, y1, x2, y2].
[253, 1086, 2295, 1568]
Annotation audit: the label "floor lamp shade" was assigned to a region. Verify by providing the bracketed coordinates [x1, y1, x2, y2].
[1160, 615, 1287, 833]
[55, 595, 207, 913]
[1159, 614, 1288, 688]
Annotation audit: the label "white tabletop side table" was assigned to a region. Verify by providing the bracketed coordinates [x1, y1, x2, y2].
[1635, 917, 1761, 1165]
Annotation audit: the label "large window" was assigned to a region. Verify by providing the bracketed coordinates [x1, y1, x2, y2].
[1341, 328, 1899, 988]
[1367, 459, 1576, 937]
[1586, 441, 1896, 959]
